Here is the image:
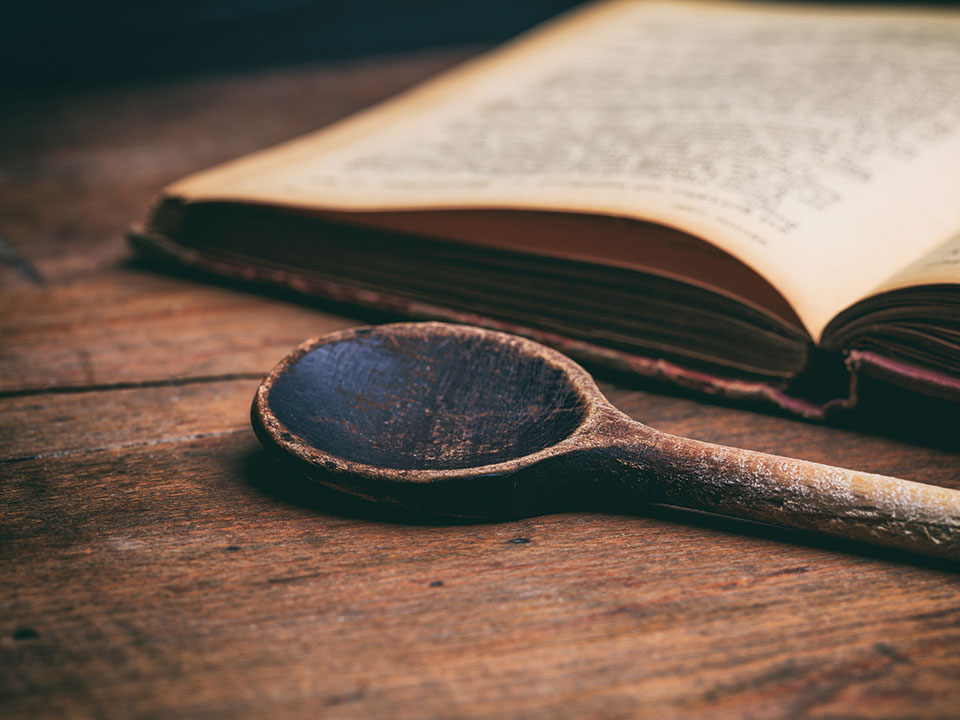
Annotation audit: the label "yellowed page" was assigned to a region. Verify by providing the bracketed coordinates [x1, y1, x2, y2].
[168, 0, 960, 342]
[872, 231, 960, 296]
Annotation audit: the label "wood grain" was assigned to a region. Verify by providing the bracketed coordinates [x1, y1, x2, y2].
[0, 270, 356, 393]
[4, 430, 960, 719]
[2, 48, 960, 719]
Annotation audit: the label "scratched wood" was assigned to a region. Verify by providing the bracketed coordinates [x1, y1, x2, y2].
[0, 270, 357, 393]
[2, 48, 960, 719]
[3, 431, 960, 719]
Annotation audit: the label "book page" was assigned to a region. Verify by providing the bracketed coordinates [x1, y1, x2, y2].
[870, 230, 960, 296]
[329, 208, 804, 326]
[169, 0, 960, 342]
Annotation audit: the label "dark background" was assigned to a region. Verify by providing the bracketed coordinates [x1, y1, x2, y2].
[8, 1, 960, 96]
[4, 1, 583, 93]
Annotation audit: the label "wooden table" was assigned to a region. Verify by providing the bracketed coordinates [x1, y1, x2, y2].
[2, 49, 959, 719]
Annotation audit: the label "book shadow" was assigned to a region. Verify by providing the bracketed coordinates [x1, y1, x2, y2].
[241, 445, 960, 574]
[594, 361, 960, 455]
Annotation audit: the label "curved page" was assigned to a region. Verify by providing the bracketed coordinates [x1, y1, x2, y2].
[167, 0, 960, 342]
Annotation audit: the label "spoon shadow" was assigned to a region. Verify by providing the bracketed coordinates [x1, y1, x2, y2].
[241, 445, 960, 573]
[242, 445, 477, 526]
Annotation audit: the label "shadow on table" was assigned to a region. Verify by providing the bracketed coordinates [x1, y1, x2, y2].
[242, 445, 960, 573]
[243, 444, 476, 526]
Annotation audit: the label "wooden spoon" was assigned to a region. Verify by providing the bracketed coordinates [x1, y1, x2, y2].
[253, 322, 960, 559]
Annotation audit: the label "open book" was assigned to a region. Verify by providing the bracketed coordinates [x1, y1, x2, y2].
[131, 0, 960, 418]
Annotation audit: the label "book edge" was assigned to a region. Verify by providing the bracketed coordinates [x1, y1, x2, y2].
[129, 225, 860, 420]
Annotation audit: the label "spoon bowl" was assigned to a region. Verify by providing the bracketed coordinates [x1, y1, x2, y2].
[262, 323, 592, 471]
[253, 322, 960, 559]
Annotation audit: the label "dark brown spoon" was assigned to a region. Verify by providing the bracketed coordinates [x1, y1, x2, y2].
[253, 322, 960, 559]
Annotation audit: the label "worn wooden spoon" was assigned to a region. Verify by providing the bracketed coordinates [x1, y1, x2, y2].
[253, 321, 960, 559]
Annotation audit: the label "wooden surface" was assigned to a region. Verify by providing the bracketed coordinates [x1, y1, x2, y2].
[2, 49, 960, 719]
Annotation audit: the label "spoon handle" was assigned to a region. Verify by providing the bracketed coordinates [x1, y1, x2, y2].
[620, 430, 960, 559]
